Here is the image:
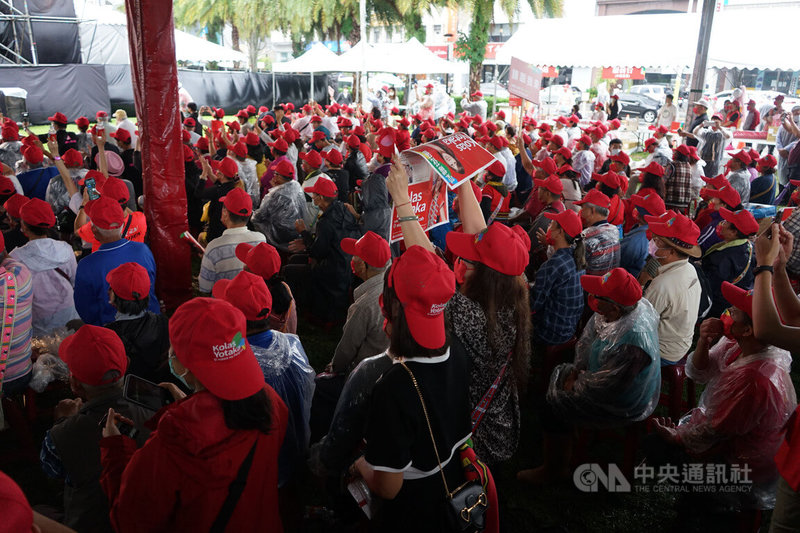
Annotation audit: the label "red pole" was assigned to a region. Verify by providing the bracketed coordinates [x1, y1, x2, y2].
[125, 0, 192, 311]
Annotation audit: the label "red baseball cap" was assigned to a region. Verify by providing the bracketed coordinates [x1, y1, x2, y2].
[299, 150, 323, 169]
[376, 127, 396, 158]
[730, 150, 751, 166]
[48, 112, 68, 124]
[543, 209, 582, 238]
[183, 130, 193, 144]
[581, 267, 642, 307]
[22, 145, 43, 164]
[0, 176, 15, 196]
[609, 118, 621, 129]
[169, 298, 265, 401]
[212, 271, 273, 322]
[3, 194, 28, 220]
[311, 131, 328, 143]
[757, 155, 777, 171]
[486, 159, 506, 179]
[553, 147, 572, 160]
[575, 188, 611, 209]
[557, 164, 575, 175]
[577, 134, 592, 148]
[630, 191, 666, 217]
[78, 170, 107, 190]
[644, 138, 658, 150]
[106, 262, 150, 301]
[303, 174, 337, 197]
[0, 470, 33, 532]
[721, 281, 753, 318]
[719, 207, 759, 236]
[273, 159, 295, 179]
[704, 185, 741, 209]
[231, 141, 248, 158]
[86, 196, 124, 230]
[244, 132, 260, 146]
[226, 121, 241, 132]
[446, 223, 531, 277]
[485, 121, 498, 133]
[60, 325, 127, 386]
[646, 211, 701, 257]
[346, 135, 361, 149]
[216, 157, 239, 179]
[639, 161, 665, 177]
[341, 231, 391, 268]
[268, 137, 289, 153]
[220, 187, 253, 217]
[532, 157, 558, 175]
[100, 177, 130, 204]
[110, 129, 131, 144]
[534, 174, 564, 195]
[555, 116, 568, 125]
[388, 246, 455, 349]
[262, 115, 276, 126]
[593, 171, 624, 191]
[182, 144, 195, 162]
[701, 174, 729, 189]
[653, 125, 669, 135]
[495, 110, 506, 120]
[236, 242, 282, 280]
[62, 148, 83, 168]
[195, 137, 210, 152]
[675, 145, 692, 158]
[324, 149, 343, 166]
[75, 116, 90, 128]
[610, 151, 630, 166]
[20, 198, 56, 228]
[183, 117, 196, 128]
[236, 109, 249, 119]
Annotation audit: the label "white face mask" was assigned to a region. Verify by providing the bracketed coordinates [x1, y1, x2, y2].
[648, 239, 659, 257]
[610, 148, 621, 156]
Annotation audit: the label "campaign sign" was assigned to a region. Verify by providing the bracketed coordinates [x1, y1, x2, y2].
[401, 132, 496, 189]
[388, 180, 449, 243]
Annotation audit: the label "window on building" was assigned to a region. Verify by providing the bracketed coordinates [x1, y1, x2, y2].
[433, 25, 442, 34]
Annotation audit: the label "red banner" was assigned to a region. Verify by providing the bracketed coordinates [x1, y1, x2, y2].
[509, 96, 522, 107]
[426, 45, 448, 59]
[732, 130, 768, 140]
[541, 66, 559, 78]
[601, 67, 645, 80]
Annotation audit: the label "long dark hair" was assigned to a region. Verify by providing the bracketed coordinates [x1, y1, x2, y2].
[382, 274, 450, 359]
[221, 387, 273, 434]
[266, 275, 292, 315]
[461, 263, 531, 391]
[640, 172, 665, 198]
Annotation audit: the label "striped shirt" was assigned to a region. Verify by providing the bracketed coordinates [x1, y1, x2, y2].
[1, 257, 33, 386]
[198, 226, 266, 293]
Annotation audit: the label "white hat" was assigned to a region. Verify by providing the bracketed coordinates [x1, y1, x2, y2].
[693, 98, 711, 109]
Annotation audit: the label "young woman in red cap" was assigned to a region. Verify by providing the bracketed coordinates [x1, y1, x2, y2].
[99, 298, 288, 533]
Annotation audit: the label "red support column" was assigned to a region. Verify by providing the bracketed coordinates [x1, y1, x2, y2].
[125, 0, 192, 311]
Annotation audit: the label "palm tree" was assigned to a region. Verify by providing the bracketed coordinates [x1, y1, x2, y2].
[174, 0, 241, 51]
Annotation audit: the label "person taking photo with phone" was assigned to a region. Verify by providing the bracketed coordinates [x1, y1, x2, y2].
[40, 325, 151, 533]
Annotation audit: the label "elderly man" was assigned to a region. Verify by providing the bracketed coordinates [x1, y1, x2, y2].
[518, 267, 661, 483]
[643, 212, 702, 364]
[73, 197, 159, 326]
[460, 90, 488, 120]
[574, 189, 620, 276]
[725, 149, 753, 204]
[651, 282, 796, 510]
[327, 232, 390, 375]
[692, 114, 731, 177]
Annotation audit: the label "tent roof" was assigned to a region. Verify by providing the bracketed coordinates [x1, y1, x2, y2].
[272, 43, 343, 73]
[338, 39, 459, 74]
[496, 8, 800, 70]
[78, 5, 246, 64]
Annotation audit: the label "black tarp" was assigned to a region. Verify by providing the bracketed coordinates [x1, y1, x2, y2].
[0, 0, 81, 65]
[107, 66, 329, 117]
[0, 64, 109, 123]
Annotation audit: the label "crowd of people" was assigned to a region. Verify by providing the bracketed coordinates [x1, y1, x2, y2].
[0, 88, 798, 533]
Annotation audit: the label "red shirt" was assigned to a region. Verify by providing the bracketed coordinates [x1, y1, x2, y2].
[78, 211, 147, 253]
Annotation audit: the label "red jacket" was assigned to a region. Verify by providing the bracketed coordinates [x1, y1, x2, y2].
[100, 387, 288, 533]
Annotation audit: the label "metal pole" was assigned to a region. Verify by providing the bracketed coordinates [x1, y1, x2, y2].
[359, 0, 366, 106]
[311, 71, 314, 102]
[684, 0, 715, 132]
[22, 0, 37, 65]
[492, 64, 497, 116]
[272, 70, 276, 108]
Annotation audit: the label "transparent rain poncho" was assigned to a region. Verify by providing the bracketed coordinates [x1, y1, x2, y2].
[251, 331, 316, 487]
[252, 179, 308, 247]
[677, 338, 797, 509]
[547, 298, 661, 429]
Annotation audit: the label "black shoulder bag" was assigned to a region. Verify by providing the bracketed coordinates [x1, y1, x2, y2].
[209, 439, 258, 533]
[399, 362, 487, 532]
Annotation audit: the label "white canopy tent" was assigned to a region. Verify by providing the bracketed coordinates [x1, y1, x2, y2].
[337, 38, 459, 74]
[271, 43, 343, 73]
[496, 8, 800, 71]
[78, 5, 247, 66]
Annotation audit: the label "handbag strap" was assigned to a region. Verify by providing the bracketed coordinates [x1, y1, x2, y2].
[731, 241, 754, 286]
[209, 438, 258, 533]
[470, 350, 513, 433]
[398, 361, 451, 498]
[0, 266, 17, 390]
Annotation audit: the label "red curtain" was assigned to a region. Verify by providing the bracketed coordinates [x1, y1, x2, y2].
[125, 0, 192, 311]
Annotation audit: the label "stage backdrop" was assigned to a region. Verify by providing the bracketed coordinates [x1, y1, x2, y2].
[0, 0, 81, 65]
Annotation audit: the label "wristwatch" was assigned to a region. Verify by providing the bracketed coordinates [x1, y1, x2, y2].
[753, 265, 774, 276]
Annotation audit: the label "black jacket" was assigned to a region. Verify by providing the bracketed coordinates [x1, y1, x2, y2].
[105, 311, 171, 383]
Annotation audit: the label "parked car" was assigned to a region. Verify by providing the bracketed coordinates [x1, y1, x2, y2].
[617, 92, 660, 123]
[540, 84, 582, 106]
[707, 89, 800, 114]
[629, 84, 670, 104]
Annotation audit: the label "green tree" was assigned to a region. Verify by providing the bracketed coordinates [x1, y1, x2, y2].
[455, 0, 563, 93]
[174, 0, 241, 51]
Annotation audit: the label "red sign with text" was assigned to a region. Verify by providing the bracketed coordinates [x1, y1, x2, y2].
[509, 96, 522, 107]
[541, 66, 559, 78]
[388, 181, 448, 243]
[601, 67, 645, 80]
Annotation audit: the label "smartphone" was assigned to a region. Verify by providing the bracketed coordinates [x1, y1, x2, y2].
[21, 112, 28, 121]
[84, 177, 100, 201]
[99, 412, 139, 439]
[123, 374, 173, 412]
